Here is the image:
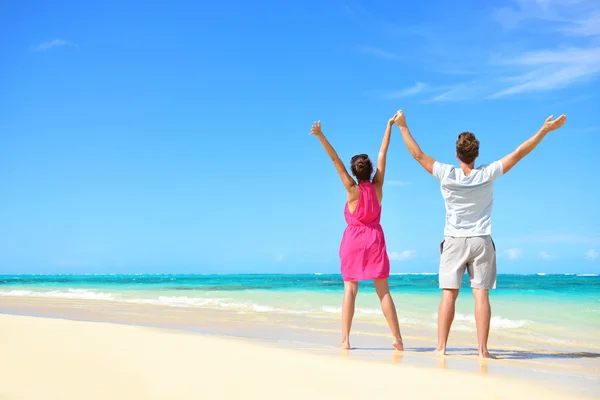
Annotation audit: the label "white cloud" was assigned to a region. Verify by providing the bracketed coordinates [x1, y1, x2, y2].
[489, 48, 600, 97]
[488, 0, 600, 97]
[561, 14, 600, 36]
[275, 254, 284, 262]
[494, 0, 600, 35]
[585, 249, 598, 260]
[504, 248, 522, 260]
[363, 0, 600, 101]
[528, 234, 600, 244]
[358, 45, 401, 60]
[54, 259, 95, 267]
[343, 3, 370, 18]
[31, 39, 77, 52]
[500, 234, 600, 244]
[501, 48, 600, 65]
[380, 82, 427, 99]
[386, 180, 411, 186]
[539, 252, 556, 260]
[490, 66, 599, 97]
[389, 250, 417, 261]
[424, 83, 482, 103]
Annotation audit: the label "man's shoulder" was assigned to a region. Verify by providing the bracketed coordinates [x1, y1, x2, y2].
[433, 161, 456, 181]
[477, 161, 496, 169]
[434, 161, 456, 174]
[435, 161, 455, 168]
[476, 160, 504, 179]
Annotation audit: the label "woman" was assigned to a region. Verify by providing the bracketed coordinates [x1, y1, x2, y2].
[310, 114, 403, 351]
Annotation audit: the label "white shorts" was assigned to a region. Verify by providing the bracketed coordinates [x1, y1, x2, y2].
[439, 236, 497, 290]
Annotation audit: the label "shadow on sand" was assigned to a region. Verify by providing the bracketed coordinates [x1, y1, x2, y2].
[489, 349, 600, 360]
[350, 347, 600, 360]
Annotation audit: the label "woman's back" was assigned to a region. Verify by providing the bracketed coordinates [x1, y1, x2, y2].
[340, 181, 388, 282]
[345, 182, 382, 226]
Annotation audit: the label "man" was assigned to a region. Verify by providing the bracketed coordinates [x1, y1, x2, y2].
[392, 110, 567, 358]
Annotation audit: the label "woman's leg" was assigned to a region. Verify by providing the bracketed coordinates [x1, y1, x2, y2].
[374, 278, 403, 350]
[341, 281, 358, 349]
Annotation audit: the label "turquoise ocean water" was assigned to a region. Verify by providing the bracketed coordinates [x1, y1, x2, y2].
[1, 273, 598, 349]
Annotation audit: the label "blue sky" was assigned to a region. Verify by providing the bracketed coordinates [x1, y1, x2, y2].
[1, 0, 599, 274]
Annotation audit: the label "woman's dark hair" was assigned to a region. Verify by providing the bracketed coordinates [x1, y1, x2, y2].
[350, 154, 373, 181]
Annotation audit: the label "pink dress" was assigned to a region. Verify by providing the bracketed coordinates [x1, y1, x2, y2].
[339, 182, 390, 282]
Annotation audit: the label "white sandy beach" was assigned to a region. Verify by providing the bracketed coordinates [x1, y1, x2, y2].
[0, 314, 591, 400]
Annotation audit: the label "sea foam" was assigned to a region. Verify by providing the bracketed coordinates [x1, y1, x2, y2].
[0, 289, 114, 300]
[432, 312, 529, 329]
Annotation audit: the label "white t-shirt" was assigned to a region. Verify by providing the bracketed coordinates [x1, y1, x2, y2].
[433, 160, 504, 237]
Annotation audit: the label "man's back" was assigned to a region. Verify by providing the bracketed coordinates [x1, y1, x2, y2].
[433, 161, 503, 237]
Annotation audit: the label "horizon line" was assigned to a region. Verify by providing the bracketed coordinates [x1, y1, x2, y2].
[0, 272, 597, 276]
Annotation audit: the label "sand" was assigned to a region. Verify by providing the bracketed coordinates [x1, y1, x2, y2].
[0, 314, 589, 400]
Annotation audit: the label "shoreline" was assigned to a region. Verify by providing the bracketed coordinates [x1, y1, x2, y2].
[0, 313, 595, 400]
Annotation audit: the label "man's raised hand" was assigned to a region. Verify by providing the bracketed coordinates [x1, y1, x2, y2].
[393, 110, 407, 128]
[542, 114, 567, 133]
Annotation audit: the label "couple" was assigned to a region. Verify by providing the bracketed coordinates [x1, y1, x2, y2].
[310, 110, 567, 357]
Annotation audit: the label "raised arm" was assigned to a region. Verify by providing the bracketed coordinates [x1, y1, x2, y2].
[310, 121, 356, 192]
[372, 115, 395, 187]
[393, 110, 436, 174]
[501, 114, 567, 174]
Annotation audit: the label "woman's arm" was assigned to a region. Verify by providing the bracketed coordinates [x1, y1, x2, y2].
[310, 121, 356, 192]
[372, 115, 396, 187]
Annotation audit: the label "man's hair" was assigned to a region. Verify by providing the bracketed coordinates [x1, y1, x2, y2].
[456, 132, 480, 164]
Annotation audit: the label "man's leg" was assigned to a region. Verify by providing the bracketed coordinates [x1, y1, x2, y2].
[341, 281, 358, 350]
[435, 288, 459, 355]
[468, 235, 497, 358]
[472, 288, 491, 358]
[435, 237, 467, 356]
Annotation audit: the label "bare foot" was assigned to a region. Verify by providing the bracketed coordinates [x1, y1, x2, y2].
[392, 338, 404, 351]
[340, 340, 351, 350]
[433, 348, 446, 356]
[478, 350, 496, 359]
